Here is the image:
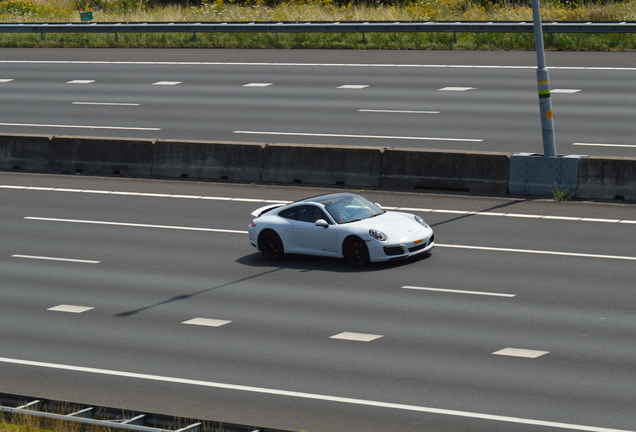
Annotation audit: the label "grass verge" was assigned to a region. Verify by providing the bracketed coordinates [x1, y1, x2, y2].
[1, 0, 636, 49]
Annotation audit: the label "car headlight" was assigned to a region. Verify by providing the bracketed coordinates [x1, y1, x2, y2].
[369, 228, 388, 241]
[414, 215, 430, 228]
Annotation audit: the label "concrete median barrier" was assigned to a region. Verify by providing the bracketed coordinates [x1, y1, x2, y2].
[0, 134, 51, 172]
[4, 134, 636, 202]
[151, 140, 265, 181]
[380, 148, 510, 194]
[577, 156, 636, 201]
[48, 136, 154, 176]
[261, 144, 383, 187]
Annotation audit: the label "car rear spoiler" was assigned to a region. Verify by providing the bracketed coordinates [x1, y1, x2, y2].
[251, 203, 285, 217]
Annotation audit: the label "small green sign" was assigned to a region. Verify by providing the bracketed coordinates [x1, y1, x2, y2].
[80, 11, 93, 22]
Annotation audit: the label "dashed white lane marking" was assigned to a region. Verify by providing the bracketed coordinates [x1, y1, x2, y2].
[243, 82, 273, 87]
[182, 318, 232, 327]
[493, 348, 550, 358]
[330, 332, 383, 342]
[73, 102, 140, 106]
[338, 84, 369, 89]
[66, 80, 95, 84]
[359, 109, 440, 114]
[402, 286, 515, 297]
[234, 130, 482, 142]
[4, 185, 635, 225]
[439, 86, 476, 91]
[11, 254, 100, 264]
[47, 305, 94, 313]
[552, 89, 581, 94]
[24, 217, 246, 234]
[0, 79, 14, 82]
[151, 81, 182, 85]
[0, 356, 631, 432]
[0, 123, 160, 131]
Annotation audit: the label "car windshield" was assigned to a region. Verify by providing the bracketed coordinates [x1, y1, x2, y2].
[311, 194, 384, 224]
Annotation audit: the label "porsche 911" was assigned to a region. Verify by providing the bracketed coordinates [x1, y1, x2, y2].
[248, 193, 434, 266]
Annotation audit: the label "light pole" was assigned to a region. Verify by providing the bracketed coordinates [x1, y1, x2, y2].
[532, 0, 557, 158]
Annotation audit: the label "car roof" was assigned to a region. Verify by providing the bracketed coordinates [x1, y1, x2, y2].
[294, 192, 358, 205]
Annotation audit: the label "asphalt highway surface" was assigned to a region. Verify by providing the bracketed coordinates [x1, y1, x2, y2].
[1, 171, 635, 432]
[1, 48, 636, 157]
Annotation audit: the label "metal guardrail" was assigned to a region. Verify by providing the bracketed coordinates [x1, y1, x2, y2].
[1, 21, 636, 34]
[0, 392, 294, 432]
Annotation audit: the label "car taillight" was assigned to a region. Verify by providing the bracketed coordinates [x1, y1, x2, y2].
[249, 223, 257, 227]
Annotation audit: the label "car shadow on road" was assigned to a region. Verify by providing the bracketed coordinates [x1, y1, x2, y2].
[428, 199, 533, 228]
[114, 252, 432, 317]
[114, 267, 283, 317]
[236, 250, 433, 273]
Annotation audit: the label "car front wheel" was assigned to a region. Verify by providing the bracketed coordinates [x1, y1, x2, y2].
[258, 230, 284, 261]
[343, 236, 370, 266]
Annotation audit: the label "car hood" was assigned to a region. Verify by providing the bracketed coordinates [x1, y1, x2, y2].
[354, 212, 425, 240]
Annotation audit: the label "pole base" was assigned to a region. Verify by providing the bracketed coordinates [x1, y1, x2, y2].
[509, 153, 587, 197]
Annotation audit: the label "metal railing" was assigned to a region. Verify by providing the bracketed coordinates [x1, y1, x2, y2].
[0, 392, 292, 432]
[1, 20, 636, 34]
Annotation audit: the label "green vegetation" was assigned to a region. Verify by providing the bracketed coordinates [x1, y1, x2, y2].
[0, 414, 109, 432]
[0, 418, 74, 432]
[1, 0, 636, 49]
[0, 424, 30, 432]
[550, 182, 574, 201]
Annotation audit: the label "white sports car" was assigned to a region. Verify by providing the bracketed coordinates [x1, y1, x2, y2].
[248, 193, 434, 266]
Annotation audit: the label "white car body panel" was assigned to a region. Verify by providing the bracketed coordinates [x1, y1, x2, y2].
[289, 220, 341, 256]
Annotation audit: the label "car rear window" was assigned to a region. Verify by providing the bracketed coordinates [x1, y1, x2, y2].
[278, 206, 299, 220]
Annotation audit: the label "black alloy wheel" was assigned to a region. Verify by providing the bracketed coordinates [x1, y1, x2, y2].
[258, 230, 284, 261]
[343, 236, 370, 266]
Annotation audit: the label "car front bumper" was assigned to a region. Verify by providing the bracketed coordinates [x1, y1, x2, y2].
[369, 233, 434, 262]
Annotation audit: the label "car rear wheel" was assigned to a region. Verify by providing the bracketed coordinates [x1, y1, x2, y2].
[258, 230, 284, 261]
[343, 236, 370, 266]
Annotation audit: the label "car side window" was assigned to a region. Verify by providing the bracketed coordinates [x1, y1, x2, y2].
[278, 206, 299, 220]
[298, 205, 330, 224]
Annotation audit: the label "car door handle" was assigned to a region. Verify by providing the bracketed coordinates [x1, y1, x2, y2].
[294, 229, 303, 232]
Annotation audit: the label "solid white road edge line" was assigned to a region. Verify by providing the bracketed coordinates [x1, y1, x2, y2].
[573, 143, 636, 148]
[0, 356, 630, 432]
[23, 217, 636, 261]
[2, 60, 635, 71]
[234, 130, 483, 142]
[359, 109, 441, 114]
[24, 217, 246, 234]
[436, 244, 636, 261]
[5, 186, 636, 224]
[0, 122, 159, 131]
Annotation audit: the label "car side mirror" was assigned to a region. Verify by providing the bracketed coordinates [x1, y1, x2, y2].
[315, 219, 329, 228]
